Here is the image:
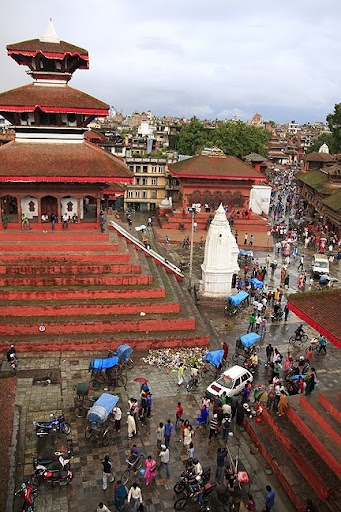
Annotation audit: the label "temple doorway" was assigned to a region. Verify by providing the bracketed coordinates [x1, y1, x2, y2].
[41, 196, 58, 219]
[83, 196, 97, 221]
[0, 195, 18, 221]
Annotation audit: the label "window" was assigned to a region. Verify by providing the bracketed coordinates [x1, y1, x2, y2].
[150, 190, 157, 199]
[143, 165, 148, 173]
[142, 190, 147, 198]
[152, 165, 157, 173]
[135, 191, 140, 198]
[233, 377, 241, 388]
[127, 190, 133, 198]
[135, 165, 141, 172]
[151, 178, 157, 186]
[129, 165, 134, 171]
[135, 177, 140, 185]
[158, 165, 164, 173]
[142, 177, 147, 186]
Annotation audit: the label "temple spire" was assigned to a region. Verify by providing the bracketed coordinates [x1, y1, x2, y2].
[40, 18, 60, 43]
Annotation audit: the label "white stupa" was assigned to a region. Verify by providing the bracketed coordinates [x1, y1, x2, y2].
[319, 143, 330, 154]
[200, 203, 239, 298]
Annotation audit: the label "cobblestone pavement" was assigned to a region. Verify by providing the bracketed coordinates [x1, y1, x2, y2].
[3, 213, 340, 512]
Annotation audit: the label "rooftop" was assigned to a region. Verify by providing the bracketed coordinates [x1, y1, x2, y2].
[168, 154, 265, 180]
[0, 140, 133, 182]
[304, 152, 335, 163]
[0, 84, 108, 115]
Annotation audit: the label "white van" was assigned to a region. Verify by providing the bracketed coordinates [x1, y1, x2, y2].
[206, 365, 253, 400]
[312, 254, 329, 276]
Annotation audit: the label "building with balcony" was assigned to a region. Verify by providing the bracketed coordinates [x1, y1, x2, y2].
[125, 157, 168, 212]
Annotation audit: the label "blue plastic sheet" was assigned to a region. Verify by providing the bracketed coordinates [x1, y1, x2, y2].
[250, 278, 263, 289]
[204, 349, 224, 368]
[116, 344, 133, 362]
[228, 291, 249, 306]
[89, 356, 119, 372]
[87, 393, 119, 424]
[238, 249, 253, 258]
[240, 333, 261, 348]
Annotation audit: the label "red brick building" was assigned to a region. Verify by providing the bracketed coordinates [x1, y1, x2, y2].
[168, 148, 267, 210]
[0, 20, 132, 228]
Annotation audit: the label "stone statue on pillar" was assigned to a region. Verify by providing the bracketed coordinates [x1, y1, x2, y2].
[200, 203, 239, 298]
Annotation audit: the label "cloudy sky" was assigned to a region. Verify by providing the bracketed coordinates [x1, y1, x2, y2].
[1, 0, 340, 123]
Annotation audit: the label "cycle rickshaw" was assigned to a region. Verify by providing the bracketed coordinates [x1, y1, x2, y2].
[202, 349, 225, 379]
[85, 393, 119, 446]
[89, 356, 127, 390]
[224, 290, 249, 316]
[108, 344, 134, 370]
[232, 333, 261, 365]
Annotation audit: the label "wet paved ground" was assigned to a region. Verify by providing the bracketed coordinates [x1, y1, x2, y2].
[3, 211, 341, 512]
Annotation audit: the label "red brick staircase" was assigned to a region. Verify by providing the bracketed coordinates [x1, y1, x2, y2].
[0, 230, 209, 352]
[244, 392, 341, 512]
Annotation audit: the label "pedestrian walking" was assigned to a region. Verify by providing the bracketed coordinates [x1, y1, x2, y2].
[21, 213, 30, 230]
[156, 422, 165, 451]
[193, 221, 198, 232]
[298, 255, 304, 271]
[2, 211, 9, 230]
[175, 402, 184, 427]
[222, 414, 231, 443]
[100, 212, 106, 233]
[250, 234, 254, 246]
[113, 406, 122, 432]
[215, 447, 228, 483]
[305, 368, 317, 396]
[263, 485, 275, 512]
[144, 455, 156, 486]
[318, 334, 327, 355]
[127, 412, 136, 438]
[187, 442, 195, 459]
[255, 315, 262, 333]
[177, 362, 184, 385]
[208, 414, 219, 442]
[113, 480, 128, 511]
[230, 395, 239, 419]
[284, 303, 289, 321]
[127, 483, 143, 512]
[261, 317, 267, 336]
[248, 313, 256, 333]
[244, 233, 248, 245]
[247, 494, 257, 512]
[164, 419, 173, 447]
[102, 455, 115, 490]
[183, 424, 194, 450]
[165, 235, 170, 246]
[265, 343, 273, 366]
[157, 445, 170, 476]
[62, 212, 69, 230]
[277, 391, 288, 416]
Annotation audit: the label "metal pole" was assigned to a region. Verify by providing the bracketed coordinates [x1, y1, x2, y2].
[188, 210, 194, 291]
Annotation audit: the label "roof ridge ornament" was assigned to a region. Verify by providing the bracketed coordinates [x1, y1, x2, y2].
[40, 18, 60, 44]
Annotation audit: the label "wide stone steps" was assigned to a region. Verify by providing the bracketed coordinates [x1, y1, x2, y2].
[0, 232, 111, 242]
[0, 287, 166, 301]
[244, 416, 329, 512]
[0, 328, 209, 352]
[0, 314, 196, 336]
[0, 301, 180, 317]
[0, 253, 129, 263]
[0, 273, 152, 287]
[0, 243, 117, 252]
[0, 264, 141, 276]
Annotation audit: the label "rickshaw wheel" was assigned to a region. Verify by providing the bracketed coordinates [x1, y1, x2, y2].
[126, 358, 134, 370]
[90, 379, 101, 391]
[74, 405, 87, 418]
[118, 374, 127, 388]
[102, 428, 110, 446]
[174, 497, 188, 510]
[85, 425, 93, 439]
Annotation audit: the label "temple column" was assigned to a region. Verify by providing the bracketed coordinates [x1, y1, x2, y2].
[17, 196, 22, 226]
[96, 198, 101, 224]
[77, 197, 81, 222]
[57, 196, 61, 222]
[37, 197, 41, 224]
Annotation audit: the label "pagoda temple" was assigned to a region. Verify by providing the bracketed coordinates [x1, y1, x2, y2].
[0, 20, 132, 228]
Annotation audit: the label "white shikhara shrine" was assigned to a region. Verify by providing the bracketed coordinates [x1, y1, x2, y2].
[200, 203, 239, 298]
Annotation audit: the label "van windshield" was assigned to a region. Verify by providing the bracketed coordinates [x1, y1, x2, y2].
[216, 375, 234, 389]
[315, 261, 328, 268]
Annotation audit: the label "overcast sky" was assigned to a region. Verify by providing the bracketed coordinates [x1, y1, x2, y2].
[1, 0, 340, 123]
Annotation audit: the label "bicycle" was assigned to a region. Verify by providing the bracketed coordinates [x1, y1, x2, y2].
[121, 453, 145, 485]
[288, 333, 308, 345]
[186, 372, 201, 392]
[90, 369, 127, 391]
[85, 421, 111, 446]
[74, 396, 97, 418]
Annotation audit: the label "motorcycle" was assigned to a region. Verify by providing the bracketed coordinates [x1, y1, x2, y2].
[30, 463, 73, 486]
[33, 414, 71, 437]
[33, 451, 71, 472]
[285, 361, 310, 382]
[8, 352, 18, 371]
[271, 308, 283, 322]
[174, 466, 211, 494]
[14, 482, 37, 512]
[244, 359, 259, 375]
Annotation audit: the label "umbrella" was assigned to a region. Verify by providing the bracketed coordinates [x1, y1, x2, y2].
[319, 275, 338, 283]
[133, 377, 149, 384]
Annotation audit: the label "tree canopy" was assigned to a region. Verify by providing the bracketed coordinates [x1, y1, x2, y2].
[326, 103, 341, 153]
[175, 117, 269, 158]
[306, 132, 337, 154]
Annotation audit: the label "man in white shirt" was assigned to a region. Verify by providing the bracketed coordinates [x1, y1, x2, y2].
[157, 444, 170, 476]
[128, 483, 143, 511]
[62, 212, 69, 230]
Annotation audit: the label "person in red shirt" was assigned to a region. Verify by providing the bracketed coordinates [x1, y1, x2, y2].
[175, 402, 184, 427]
[222, 342, 228, 362]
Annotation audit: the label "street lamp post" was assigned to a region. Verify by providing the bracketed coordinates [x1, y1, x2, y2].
[188, 205, 200, 292]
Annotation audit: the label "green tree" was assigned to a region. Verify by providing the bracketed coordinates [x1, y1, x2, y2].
[306, 132, 337, 154]
[209, 121, 269, 158]
[177, 117, 206, 155]
[326, 103, 341, 152]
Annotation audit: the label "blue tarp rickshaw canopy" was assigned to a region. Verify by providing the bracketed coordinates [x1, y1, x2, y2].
[238, 249, 254, 258]
[87, 393, 119, 424]
[250, 278, 263, 289]
[89, 356, 119, 372]
[204, 349, 224, 368]
[228, 291, 249, 305]
[116, 344, 133, 362]
[240, 333, 261, 348]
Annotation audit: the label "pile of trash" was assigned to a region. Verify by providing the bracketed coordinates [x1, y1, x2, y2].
[141, 347, 208, 370]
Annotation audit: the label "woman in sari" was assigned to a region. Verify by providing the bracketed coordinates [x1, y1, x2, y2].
[113, 480, 128, 511]
[277, 390, 288, 416]
[144, 455, 157, 486]
[305, 368, 317, 396]
[283, 352, 293, 372]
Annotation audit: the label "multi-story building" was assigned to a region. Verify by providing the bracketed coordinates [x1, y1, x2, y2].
[125, 157, 168, 212]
